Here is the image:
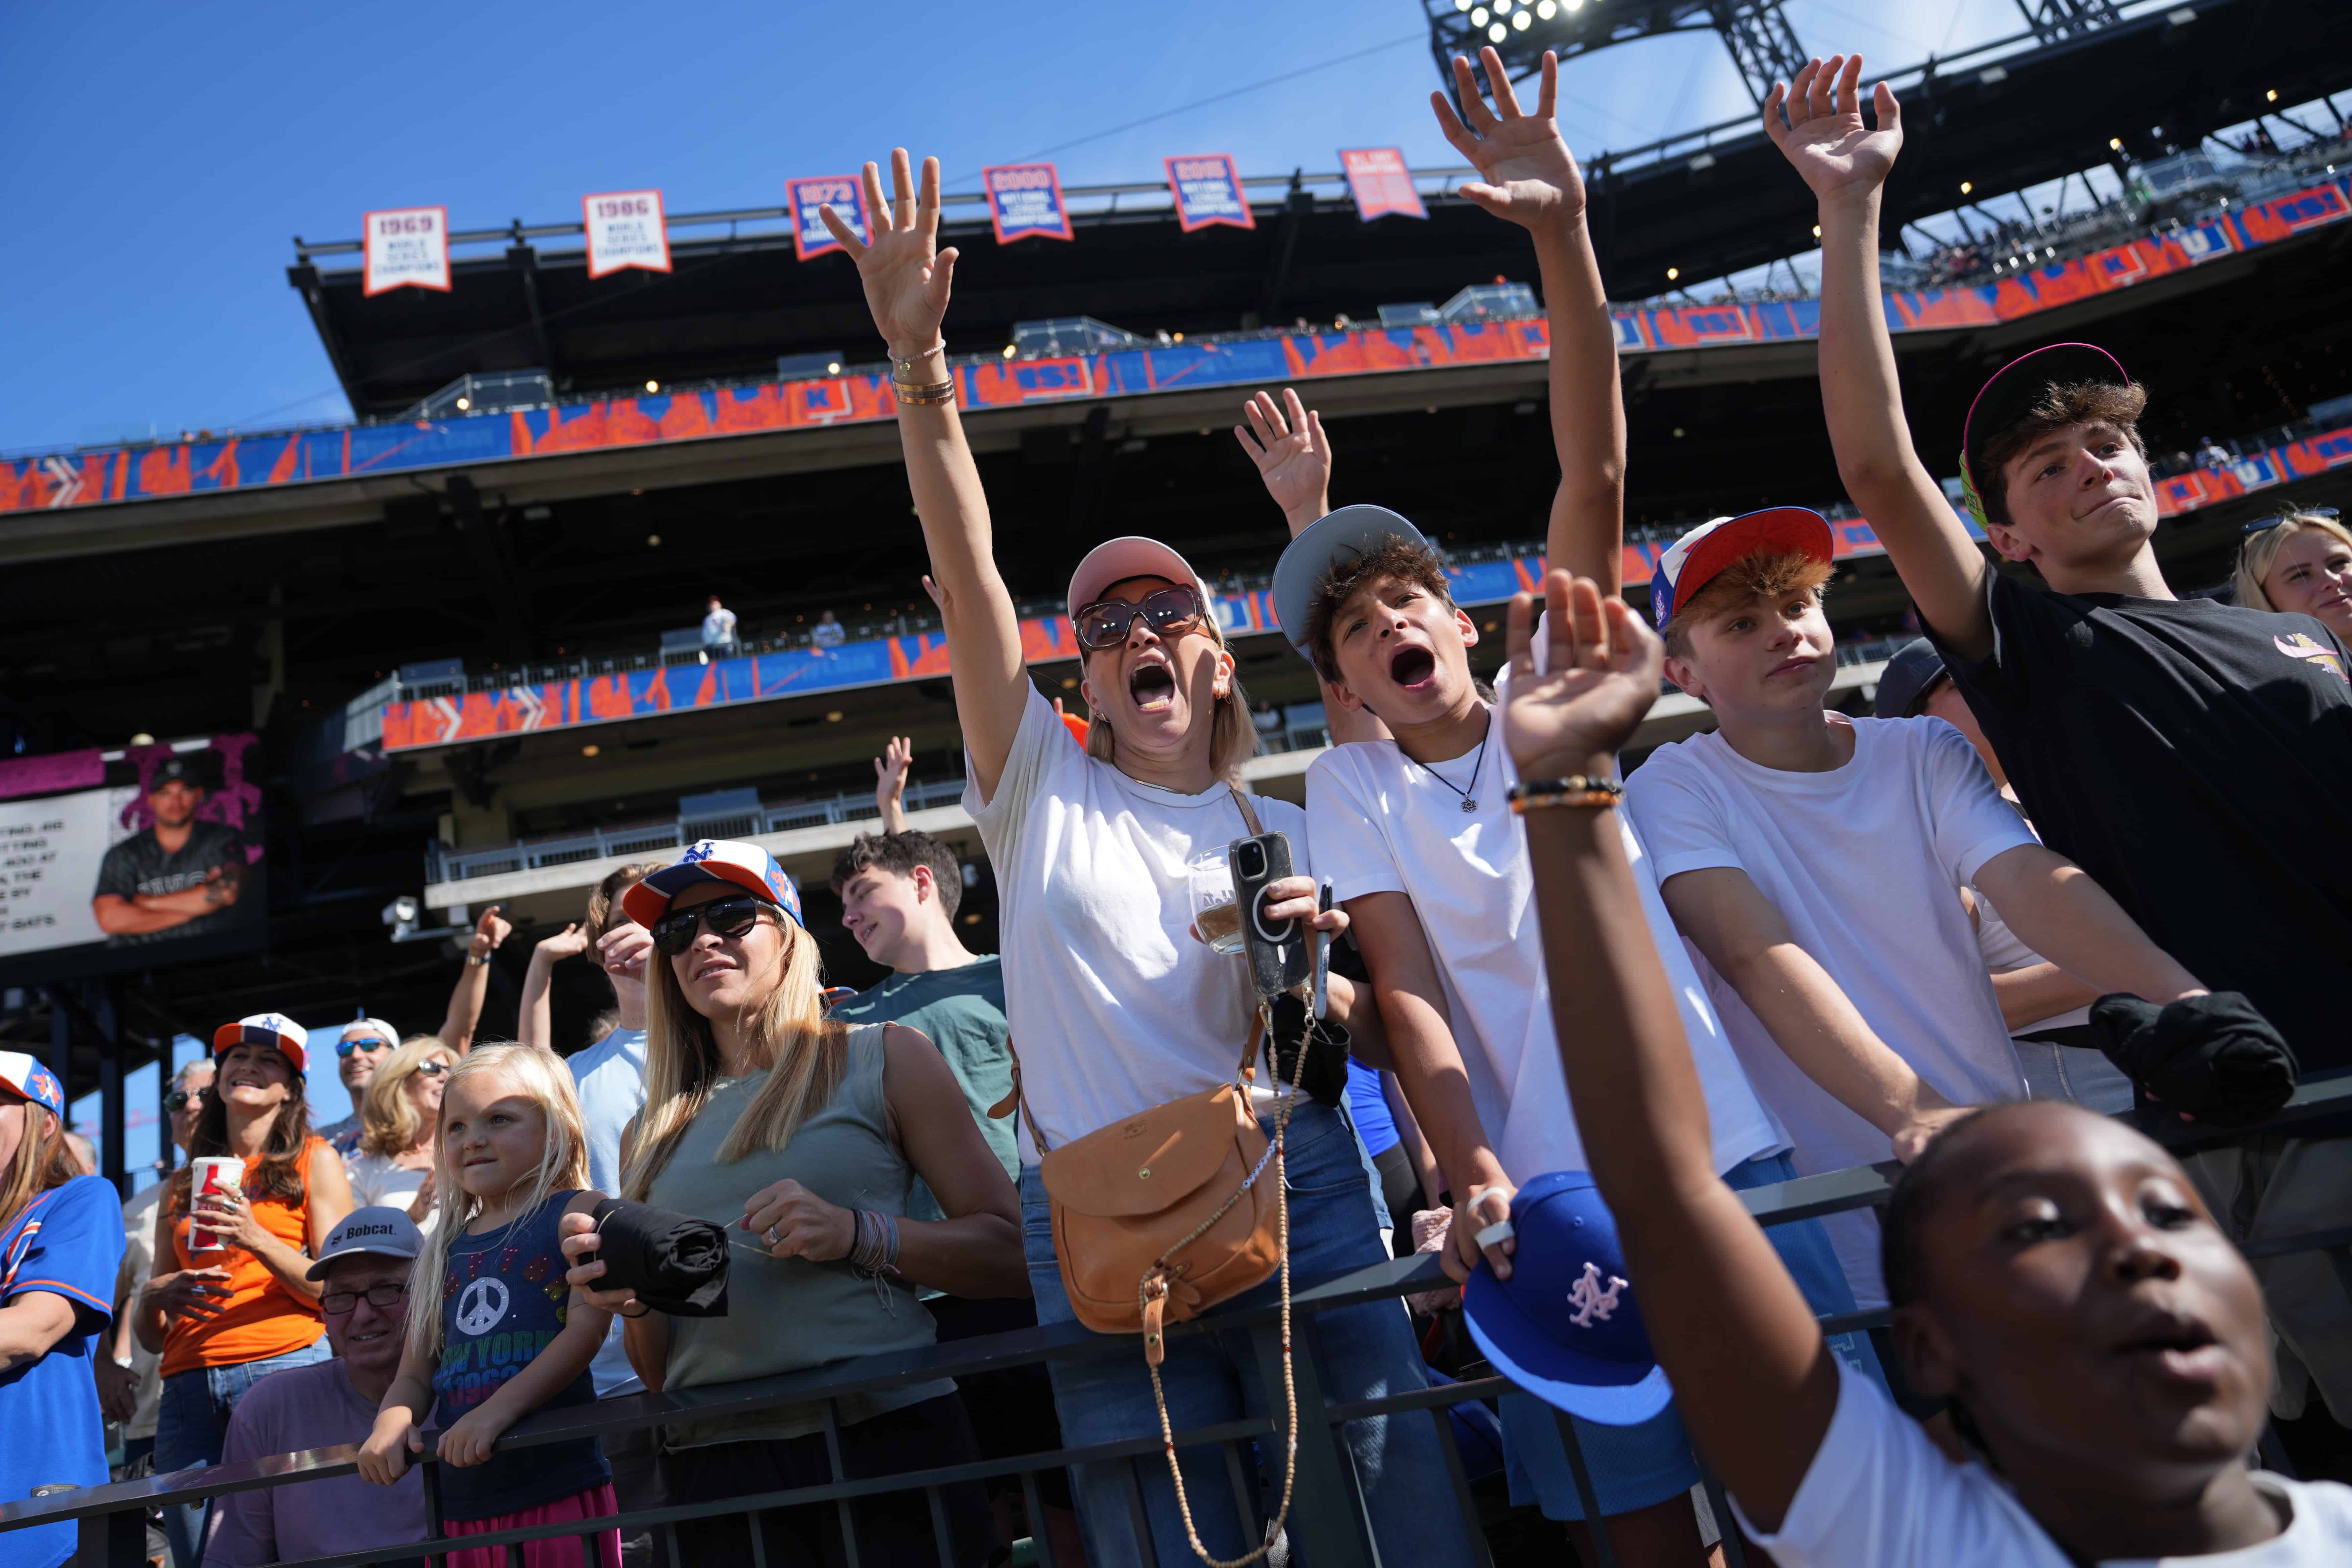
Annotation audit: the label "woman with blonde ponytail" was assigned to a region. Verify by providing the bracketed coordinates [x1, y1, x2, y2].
[559, 839, 1022, 1568]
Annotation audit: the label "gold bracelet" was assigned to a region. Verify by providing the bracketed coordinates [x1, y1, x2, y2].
[1506, 776, 1624, 813]
[892, 378, 956, 406]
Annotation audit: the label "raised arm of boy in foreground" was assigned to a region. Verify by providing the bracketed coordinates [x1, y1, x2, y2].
[821, 152, 1030, 802]
[1502, 572, 1836, 1530]
[1767, 55, 1994, 657]
[1433, 47, 1626, 590]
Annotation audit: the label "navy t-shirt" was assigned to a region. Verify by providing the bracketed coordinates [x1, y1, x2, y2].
[431, 1192, 607, 1521]
[0, 1176, 126, 1568]
[1928, 569, 2352, 1074]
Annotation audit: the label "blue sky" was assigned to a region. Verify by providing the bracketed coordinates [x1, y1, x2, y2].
[0, 2, 2067, 453]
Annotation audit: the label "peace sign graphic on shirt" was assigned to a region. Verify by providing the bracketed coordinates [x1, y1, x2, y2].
[455, 1277, 510, 1337]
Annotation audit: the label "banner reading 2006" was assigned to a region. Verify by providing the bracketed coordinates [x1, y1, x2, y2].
[981, 163, 1074, 244]
[1165, 155, 1255, 232]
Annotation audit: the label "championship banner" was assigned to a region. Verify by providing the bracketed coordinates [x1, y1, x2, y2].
[1340, 148, 1427, 221]
[981, 162, 1075, 244]
[0, 736, 267, 986]
[1164, 155, 1255, 232]
[583, 189, 672, 278]
[788, 175, 869, 261]
[362, 207, 451, 295]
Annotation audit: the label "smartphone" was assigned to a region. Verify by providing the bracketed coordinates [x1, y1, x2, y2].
[1229, 831, 1311, 999]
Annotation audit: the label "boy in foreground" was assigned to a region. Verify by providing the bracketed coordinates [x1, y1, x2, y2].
[1624, 507, 2208, 1304]
[1773, 51, 2351, 1418]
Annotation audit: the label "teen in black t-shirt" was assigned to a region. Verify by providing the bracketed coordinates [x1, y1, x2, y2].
[1765, 55, 2352, 1074]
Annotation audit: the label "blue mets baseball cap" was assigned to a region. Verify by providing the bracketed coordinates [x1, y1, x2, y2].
[622, 839, 803, 930]
[1461, 1171, 1672, 1426]
[0, 1051, 66, 1121]
[1648, 507, 1833, 630]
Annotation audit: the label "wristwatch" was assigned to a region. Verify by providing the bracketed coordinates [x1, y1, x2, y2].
[467, 951, 493, 966]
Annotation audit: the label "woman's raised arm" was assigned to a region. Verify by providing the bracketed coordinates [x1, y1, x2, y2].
[821, 150, 1030, 800]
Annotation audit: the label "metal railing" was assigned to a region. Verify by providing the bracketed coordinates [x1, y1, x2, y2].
[427, 775, 976, 884]
[13, 1076, 2347, 1568]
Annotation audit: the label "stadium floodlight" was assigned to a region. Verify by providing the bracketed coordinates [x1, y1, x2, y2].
[455, 397, 471, 411]
[1666, 266, 1679, 280]
[1489, 20, 1506, 39]
[1537, 0, 1557, 14]
[2109, 137, 2124, 150]
[1960, 180, 1974, 194]
[1513, 8, 1531, 28]
[1471, 5, 1487, 22]
[1427, 1, 1807, 109]
[645, 380, 659, 393]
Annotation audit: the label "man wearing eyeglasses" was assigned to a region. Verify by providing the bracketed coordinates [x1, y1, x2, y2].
[201, 1208, 429, 1567]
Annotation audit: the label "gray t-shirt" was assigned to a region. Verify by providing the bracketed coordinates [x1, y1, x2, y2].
[643, 1023, 949, 1449]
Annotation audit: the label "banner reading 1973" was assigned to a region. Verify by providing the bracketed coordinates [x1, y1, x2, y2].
[1164, 155, 1255, 232]
[1340, 148, 1427, 221]
[788, 175, 869, 261]
[362, 206, 451, 295]
[583, 189, 672, 277]
[981, 163, 1075, 244]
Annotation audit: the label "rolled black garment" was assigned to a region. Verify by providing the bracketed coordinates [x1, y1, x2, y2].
[584, 1196, 732, 1316]
[2089, 991, 2299, 1129]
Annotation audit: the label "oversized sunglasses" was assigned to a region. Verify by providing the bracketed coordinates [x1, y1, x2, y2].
[651, 894, 775, 955]
[1073, 586, 1206, 652]
[336, 1036, 391, 1059]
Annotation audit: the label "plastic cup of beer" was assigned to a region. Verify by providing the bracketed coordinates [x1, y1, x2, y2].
[188, 1156, 243, 1253]
[1189, 851, 1244, 956]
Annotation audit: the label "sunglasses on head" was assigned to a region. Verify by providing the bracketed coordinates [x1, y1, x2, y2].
[651, 894, 776, 956]
[336, 1036, 390, 1059]
[1073, 586, 1206, 652]
[166, 1087, 207, 1113]
[2245, 506, 2342, 535]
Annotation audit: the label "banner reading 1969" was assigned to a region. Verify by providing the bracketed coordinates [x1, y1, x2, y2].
[981, 163, 1074, 244]
[363, 206, 450, 295]
[788, 175, 869, 261]
[1165, 154, 1255, 232]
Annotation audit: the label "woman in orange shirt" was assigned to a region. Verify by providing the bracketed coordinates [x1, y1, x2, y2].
[137, 1013, 352, 1568]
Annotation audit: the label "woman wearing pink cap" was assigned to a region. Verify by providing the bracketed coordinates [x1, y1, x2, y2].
[816, 152, 1461, 1568]
[140, 1014, 352, 1568]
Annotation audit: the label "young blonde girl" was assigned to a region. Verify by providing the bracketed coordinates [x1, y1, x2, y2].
[357, 1045, 619, 1568]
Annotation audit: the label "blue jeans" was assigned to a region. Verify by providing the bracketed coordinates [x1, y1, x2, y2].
[1502, 1151, 1885, 1521]
[154, 1336, 330, 1568]
[1022, 1099, 1476, 1568]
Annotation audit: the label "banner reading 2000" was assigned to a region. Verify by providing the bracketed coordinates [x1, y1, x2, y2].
[0, 736, 268, 986]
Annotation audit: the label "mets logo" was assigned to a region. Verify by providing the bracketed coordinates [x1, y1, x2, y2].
[22, 1064, 59, 1111]
[2274, 633, 2348, 683]
[679, 841, 719, 864]
[1566, 1261, 1628, 1328]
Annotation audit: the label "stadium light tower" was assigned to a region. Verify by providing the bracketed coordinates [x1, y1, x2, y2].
[2012, 0, 2124, 44]
[1424, 0, 1808, 110]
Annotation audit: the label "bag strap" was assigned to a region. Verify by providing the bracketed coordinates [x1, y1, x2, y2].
[1227, 784, 1264, 838]
[986, 1037, 1048, 1156]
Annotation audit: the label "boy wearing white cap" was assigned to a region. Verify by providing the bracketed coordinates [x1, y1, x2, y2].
[1623, 507, 2207, 1306]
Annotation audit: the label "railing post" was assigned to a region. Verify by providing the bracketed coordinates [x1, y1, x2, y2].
[69, 1503, 143, 1568]
[1248, 1316, 1371, 1568]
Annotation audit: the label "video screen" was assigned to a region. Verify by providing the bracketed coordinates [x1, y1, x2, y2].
[0, 735, 266, 985]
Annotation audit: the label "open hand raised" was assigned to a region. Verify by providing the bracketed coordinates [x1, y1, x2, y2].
[1430, 47, 1585, 231]
[1762, 54, 1903, 206]
[1501, 571, 1663, 781]
[821, 148, 958, 361]
[1233, 388, 1332, 529]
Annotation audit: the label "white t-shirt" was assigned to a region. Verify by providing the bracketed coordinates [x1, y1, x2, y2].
[966, 685, 1312, 1158]
[570, 1024, 649, 1398]
[702, 607, 738, 644]
[1305, 707, 1785, 1184]
[1625, 717, 2035, 1305]
[343, 1149, 437, 1236]
[1741, 1361, 2352, 1566]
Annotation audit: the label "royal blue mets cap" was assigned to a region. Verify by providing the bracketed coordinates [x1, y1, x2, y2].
[1461, 1171, 1673, 1426]
[1270, 505, 1436, 662]
[1648, 508, 1833, 630]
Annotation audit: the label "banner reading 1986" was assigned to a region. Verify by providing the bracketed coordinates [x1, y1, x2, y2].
[1340, 148, 1427, 221]
[1164, 155, 1255, 232]
[981, 163, 1075, 244]
[788, 175, 869, 261]
[363, 206, 450, 295]
[583, 189, 672, 277]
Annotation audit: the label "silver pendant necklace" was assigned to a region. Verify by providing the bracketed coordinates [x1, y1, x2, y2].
[1423, 731, 1487, 813]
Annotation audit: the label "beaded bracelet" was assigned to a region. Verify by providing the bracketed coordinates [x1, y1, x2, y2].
[1506, 776, 1624, 813]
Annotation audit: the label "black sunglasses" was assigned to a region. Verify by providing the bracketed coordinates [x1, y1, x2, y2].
[165, 1087, 207, 1113]
[2245, 506, 2342, 535]
[320, 1280, 410, 1315]
[651, 894, 774, 956]
[1073, 586, 1207, 652]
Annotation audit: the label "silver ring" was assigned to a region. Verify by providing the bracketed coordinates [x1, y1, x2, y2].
[763, 1224, 782, 1247]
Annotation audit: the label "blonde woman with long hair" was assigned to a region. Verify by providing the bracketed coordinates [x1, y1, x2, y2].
[558, 840, 1022, 1568]
[2234, 509, 2352, 640]
[344, 1037, 454, 1229]
[357, 1045, 619, 1567]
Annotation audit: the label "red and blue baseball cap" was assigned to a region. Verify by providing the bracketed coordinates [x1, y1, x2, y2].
[622, 839, 803, 930]
[0, 1051, 66, 1120]
[1461, 1171, 1673, 1426]
[1648, 507, 1833, 630]
[211, 1013, 309, 1075]
[1957, 342, 2133, 530]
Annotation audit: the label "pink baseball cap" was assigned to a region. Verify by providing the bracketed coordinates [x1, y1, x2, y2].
[1066, 537, 1217, 626]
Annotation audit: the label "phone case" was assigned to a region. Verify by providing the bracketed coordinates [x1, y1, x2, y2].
[1229, 830, 1311, 998]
